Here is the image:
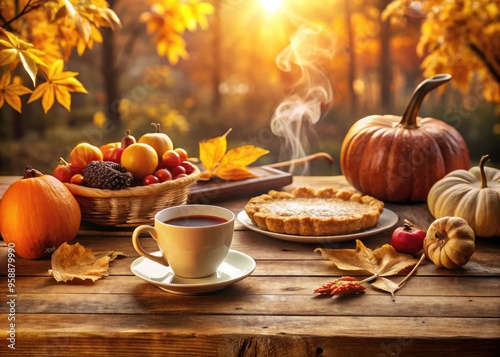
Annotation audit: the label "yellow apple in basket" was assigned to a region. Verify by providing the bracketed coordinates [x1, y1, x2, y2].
[138, 123, 173, 157]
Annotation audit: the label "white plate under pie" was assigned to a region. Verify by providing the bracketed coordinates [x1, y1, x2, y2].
[130, 249, 256, 295]
[237, 209, 398, 243]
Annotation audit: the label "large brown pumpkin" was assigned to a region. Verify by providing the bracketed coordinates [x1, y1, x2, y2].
[340, 74, 470, 202]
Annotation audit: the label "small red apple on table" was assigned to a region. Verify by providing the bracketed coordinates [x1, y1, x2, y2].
[391, 221, 426, 255]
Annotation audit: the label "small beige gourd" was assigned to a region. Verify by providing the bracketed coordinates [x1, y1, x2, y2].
[423, 216, 475, 269]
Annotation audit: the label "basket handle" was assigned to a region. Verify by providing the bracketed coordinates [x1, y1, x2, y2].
[132, 225, 170, 267]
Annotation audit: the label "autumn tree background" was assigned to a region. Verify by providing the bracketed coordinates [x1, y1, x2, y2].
[1, 0, 498, 175]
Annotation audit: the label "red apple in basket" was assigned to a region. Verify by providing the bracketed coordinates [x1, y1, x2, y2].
[104, 147, 125, 164]
[53, 158, 79, 182]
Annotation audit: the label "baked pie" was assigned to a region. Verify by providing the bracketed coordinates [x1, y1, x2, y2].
[244, 187, 384, 236]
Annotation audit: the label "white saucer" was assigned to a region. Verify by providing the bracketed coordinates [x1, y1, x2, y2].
[237, 209, 398, 243]
[130, 249, 256, 295]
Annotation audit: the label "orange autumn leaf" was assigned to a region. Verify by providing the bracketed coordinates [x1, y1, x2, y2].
[48, 242, 125, 283]
[199, 129, 269, 181]
[215, 145, 271, 180]
[215, 166, 255, 181]
[219, 145, 271, 169]
[27, 59, 87, 113]
[199, 129, 230, 172]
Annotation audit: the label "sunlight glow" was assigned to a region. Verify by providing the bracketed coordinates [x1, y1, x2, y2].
[260, 0, 283, 13]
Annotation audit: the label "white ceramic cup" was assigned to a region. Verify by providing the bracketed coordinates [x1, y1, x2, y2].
[132, 205, 235, 278]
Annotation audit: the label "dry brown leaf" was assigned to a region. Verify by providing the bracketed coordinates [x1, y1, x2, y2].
[48, 242, 125, 283]
[315, 240, 418, 276]
[315, 239, 420, 299]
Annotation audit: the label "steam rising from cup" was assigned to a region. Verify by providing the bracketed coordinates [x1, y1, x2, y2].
[270, 24, 335, 173]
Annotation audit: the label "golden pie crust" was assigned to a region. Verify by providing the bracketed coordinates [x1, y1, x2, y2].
[244, 187, 384, 236]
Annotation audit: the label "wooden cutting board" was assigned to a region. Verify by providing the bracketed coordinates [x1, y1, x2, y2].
[188, 166, 293, 203]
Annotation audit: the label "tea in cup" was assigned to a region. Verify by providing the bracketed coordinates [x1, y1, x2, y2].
[132, 205, 235, 278]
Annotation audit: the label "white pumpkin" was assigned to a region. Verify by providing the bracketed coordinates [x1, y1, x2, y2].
[427, 155, 500, 237]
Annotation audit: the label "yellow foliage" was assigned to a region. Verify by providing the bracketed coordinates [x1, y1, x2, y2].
[0, 0, 120, 113]
[0, 0, 212, 113]
[0, 73, 32, 113]
[140, 0, 214, 65]
[93, 111, 107, 127]
[27, 59, 87, 113]
[383, 0, 500, 103]
[161, 110, 190, 134]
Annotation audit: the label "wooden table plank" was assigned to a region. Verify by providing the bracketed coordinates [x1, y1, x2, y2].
[3, 275, 500, 298]
[0, 314, 498, 357]
[3, 313, 500, 340]
[2, 248, 498, 277]
[12, 292, 500, 319]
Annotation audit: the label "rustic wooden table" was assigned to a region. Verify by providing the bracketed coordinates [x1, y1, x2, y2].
[0, 175, 499, 356]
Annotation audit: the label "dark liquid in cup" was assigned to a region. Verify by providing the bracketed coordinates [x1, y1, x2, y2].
[164, 215, 227, 227]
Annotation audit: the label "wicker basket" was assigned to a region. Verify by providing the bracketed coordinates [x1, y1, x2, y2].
[64, 166, 200, 227]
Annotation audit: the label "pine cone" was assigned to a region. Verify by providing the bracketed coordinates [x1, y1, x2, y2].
[83, 161, 134, 190]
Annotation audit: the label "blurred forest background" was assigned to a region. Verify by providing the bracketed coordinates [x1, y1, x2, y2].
[1, 0, 499, 176]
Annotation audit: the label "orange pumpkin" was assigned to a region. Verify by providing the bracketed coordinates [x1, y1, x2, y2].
[69, 142, 103, 171]
[0, 167, 81, 259]
[340, 74, 470, 202]
[99, 142, 121, 155]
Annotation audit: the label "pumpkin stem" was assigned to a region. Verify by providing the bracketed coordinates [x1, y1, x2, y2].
[58, 157, 70, 166]
[23, 166, 43, 179]
[151, 123, 161, 133]
[434, 231, 448, 244]
[479, 154, 490, 189]
[399, 74, 452, 129]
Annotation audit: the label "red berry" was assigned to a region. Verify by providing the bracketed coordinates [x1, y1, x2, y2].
[156, 161, 167, 170]
[70, 173, 84, 185]
[170, 165, 186, 178]
[142, 174, 160, 185]
[154, 168, 173, 182]
[161, 149, 181, 168]
[180, 161, 196, 175]
[174, 148, 189, 162]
